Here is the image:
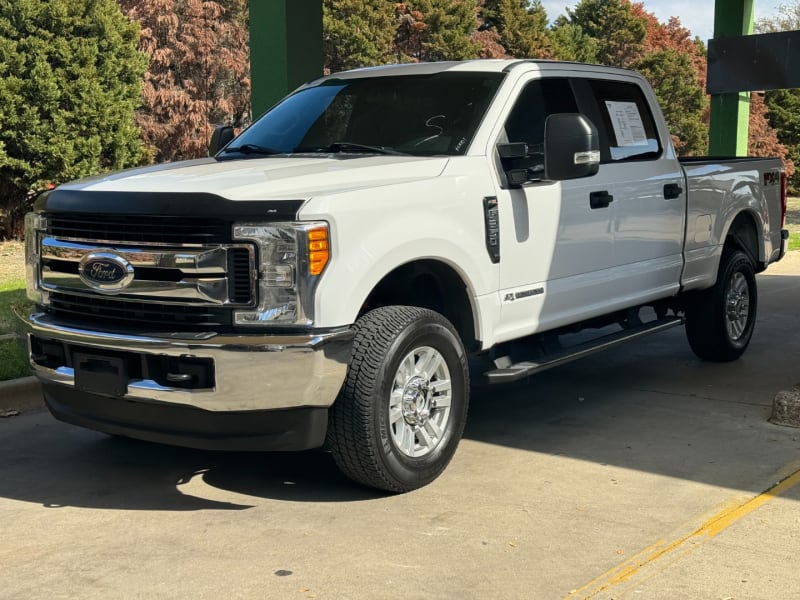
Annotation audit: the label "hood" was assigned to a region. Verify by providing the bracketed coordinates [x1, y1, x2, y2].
[61, 155, 450, 200]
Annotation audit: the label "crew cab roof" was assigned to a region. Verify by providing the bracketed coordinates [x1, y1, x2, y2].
[314, 59, 643, 82]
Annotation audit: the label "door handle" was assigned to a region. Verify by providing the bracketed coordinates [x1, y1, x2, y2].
[590, 190, 613, 209]
[664, 183, 683, 199]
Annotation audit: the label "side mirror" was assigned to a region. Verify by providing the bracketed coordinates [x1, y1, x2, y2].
[208, 125, 235, 156]
[544, 113, 600, 181]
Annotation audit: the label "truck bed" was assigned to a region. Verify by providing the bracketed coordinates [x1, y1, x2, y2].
[679, 155, 785, 290]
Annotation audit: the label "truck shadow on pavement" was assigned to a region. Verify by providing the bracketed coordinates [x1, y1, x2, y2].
[0, 421, 384, 510]
[465, 270, 800, 495]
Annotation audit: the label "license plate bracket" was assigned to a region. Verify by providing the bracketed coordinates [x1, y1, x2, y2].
[73, 352, 129, 397]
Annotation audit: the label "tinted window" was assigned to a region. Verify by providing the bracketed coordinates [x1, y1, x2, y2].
[504, 78, 579, 152]
[502, 78, 580, 179]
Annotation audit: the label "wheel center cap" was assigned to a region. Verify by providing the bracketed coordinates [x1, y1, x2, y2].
[402, 376, 433, 426]
[728, 293, 746, 320]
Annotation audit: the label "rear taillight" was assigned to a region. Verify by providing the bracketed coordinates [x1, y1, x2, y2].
[781, 172, 788, 228]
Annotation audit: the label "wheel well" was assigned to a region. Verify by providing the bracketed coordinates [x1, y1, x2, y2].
[358, 260, 478, 351]
[724, 212, 761, 269]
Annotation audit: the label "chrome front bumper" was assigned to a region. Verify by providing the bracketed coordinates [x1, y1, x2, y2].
[22, 312, 353, 412]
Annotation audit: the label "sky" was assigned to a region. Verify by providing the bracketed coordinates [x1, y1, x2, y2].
[540, 1, 786, 42]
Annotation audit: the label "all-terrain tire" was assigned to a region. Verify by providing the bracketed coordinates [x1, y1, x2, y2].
[685, 248, 758, 361]
[327, 306, 469, 492]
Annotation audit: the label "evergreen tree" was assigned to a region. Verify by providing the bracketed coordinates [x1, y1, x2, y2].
[324, 0, 395, 73]
[549, 19, 598, 62]
[633, 49, 707, 155]
[480, 0, 550, 58]
[561, 0, 646, 67]
[394, 0, 481, 62]
[630, 6, 708, 155]
[0, 0, 147, 238]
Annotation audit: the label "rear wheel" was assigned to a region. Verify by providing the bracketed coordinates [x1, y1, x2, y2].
[327, 306, 469, 492]
[685, 248, 758, 361]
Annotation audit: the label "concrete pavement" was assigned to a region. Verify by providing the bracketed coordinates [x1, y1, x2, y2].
[0, 376, 40, 414]
[1, 254, 800, 599]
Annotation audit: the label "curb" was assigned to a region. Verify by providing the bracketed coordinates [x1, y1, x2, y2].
[0, 376, 43, 414]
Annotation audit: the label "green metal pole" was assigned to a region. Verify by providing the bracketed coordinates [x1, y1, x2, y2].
[249, 1, 323, 119]
[708, 0, 754, 156]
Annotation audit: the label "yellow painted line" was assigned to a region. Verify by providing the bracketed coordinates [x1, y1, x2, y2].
[565, 467, 800, 599]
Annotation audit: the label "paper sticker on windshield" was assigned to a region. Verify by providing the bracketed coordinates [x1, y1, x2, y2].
[604, 101, 648, 147]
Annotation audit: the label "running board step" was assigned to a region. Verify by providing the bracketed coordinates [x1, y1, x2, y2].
[484, 316, 684, 384]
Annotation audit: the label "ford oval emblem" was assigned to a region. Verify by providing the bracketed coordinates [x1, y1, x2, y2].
[78, 250, 135, 293]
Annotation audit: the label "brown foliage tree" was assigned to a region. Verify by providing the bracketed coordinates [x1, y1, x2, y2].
[119, 0, 250, 162]
[749, 92, 795, 178]
[471, 28, 510, 58]
[633, 6, 705, 88]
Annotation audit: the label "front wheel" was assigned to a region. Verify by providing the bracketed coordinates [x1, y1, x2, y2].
[327, 306, 469, 492]
[685, 248, 758, 361]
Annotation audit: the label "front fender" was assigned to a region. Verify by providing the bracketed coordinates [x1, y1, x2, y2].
[318, 223, 492, 328]
[300, 171, 498, 332]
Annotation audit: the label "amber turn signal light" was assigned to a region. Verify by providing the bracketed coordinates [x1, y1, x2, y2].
[308, 227, 329, 275]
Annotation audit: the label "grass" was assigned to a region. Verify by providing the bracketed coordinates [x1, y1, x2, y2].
[786, 197, 800, 251]
[0, 335, 29, 381]
[0, 241, 31, 381]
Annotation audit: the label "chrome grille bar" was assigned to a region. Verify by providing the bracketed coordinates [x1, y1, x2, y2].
[40, 237, 254, 306]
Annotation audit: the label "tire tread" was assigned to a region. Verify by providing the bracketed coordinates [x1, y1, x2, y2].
[327, 306, 467, 492]
[685, 248, 757, 362]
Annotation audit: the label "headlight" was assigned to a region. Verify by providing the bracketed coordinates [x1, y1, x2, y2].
[24, 212, 48, 305]
[232, 221, 330, 326]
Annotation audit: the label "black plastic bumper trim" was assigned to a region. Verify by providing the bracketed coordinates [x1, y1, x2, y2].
[41, 383, 329, 452]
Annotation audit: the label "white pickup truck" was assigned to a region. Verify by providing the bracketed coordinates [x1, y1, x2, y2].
[22, 60, 788, 492]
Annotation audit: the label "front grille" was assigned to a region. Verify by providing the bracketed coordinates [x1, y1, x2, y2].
[45, 214, 231, 244]
[40, 212, 259, 330]
[48, 292, 232, 331]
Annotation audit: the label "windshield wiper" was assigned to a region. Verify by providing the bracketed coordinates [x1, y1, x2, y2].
[221, 143, 283, 155]
[294, 142, 408, 156]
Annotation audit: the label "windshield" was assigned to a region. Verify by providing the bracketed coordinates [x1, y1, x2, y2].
[223, 71, 505, 157]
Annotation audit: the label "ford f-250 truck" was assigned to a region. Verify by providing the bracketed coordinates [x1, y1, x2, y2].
[22, 60, 788, 492]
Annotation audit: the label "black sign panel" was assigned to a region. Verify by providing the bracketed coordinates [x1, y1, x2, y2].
[707, 30, 800, 94]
